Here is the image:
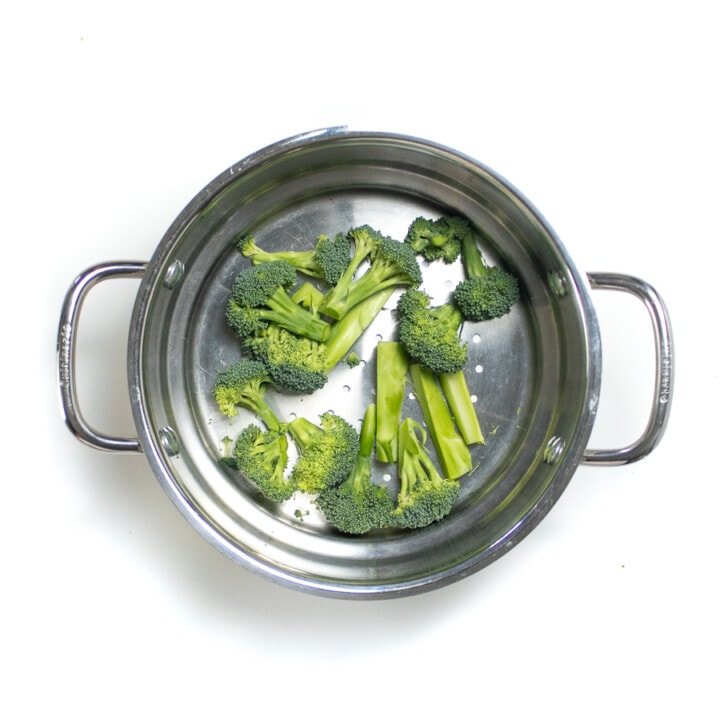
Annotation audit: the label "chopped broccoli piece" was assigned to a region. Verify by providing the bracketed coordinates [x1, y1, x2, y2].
[453, 229, 520, 321]
[242, 323, 328, 394]
[438, 371, 485, 446]
[233, 423, 296, 502]
[344, 351, 362, 367]
[404, 215, 468, 264]
[317, 404, 394, 535]
[409, 363, 473, 480]
[287, 412, 360, 494]
[395, 288, 467, 374]
[322, 286, 395, 370]
[313, 232, 353, 284]
[375, 341, 408, 463]
[291, 282, 326, 314]
[390, 418, 461, 529]
[212, 360, 281, 430]
[319, 226, 422, 319]
[236, 232, 351, 284]
[228, 261, 331, 342]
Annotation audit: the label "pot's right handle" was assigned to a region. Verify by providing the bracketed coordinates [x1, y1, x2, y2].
[583, 272, 673, 465]
[57, 261, 147, 453]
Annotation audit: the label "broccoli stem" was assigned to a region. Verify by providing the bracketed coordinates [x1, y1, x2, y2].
[323, 287, 395, 370]
[357, 402, 377, 460]
[264, 290, 332, 342]
[409, 363, 473, 480]
[438, 371, 485, 446]
[286, 416, 321, 451]
[460, 231, 489, 278]
[292, 282, 326, 314]
[375, 341, 408, 463]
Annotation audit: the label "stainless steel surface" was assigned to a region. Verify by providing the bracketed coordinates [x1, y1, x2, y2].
[57, 261, 146, 453]
[58, 129, 673, 598]
[583, 273, 674, 465]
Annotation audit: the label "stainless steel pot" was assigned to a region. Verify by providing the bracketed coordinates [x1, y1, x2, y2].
[57, 128, 673, 599]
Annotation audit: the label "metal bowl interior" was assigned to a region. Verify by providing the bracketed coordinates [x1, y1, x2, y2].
[128, 129, 601, 598]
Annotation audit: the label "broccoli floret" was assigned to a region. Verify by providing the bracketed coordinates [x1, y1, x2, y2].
[390, 418, 461, 529]
[228, 261, 331, 342]
[375, 341, 409, 463]
[404, 215, 468, 264]
[319, 226, 421, 319]
[344, 351, 362, 368]
[453, 230, 520, 321]
[212, 360, 282, 430]
[236, 232, 351, 284]
[233, 423, 296, 502]
[242, 323, 328, 394]
[317, 404, 394, 535]
[395, 288, 467, 374]
[287, 412, 360, 494]
[313, 233, 353, 284]
[409, 363, 472, 480]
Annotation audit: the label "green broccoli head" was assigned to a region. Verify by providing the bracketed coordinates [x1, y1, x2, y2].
[404, 215, 469, 264]
[395, 288, 467, 374]
[233, 423, 296, 502]
[288, 412, 360, 494]
[243, 324, 328, 394]
[313, 232, 352, 284]
[316, 404, 393, 535]
[318, 478, 394, 535]
[453, 269, 520, 322]
[229, 262, 331, 342]
[390, 418, 461, 530]
[212, 359, 280, 430]
[455, 228, 520, 321]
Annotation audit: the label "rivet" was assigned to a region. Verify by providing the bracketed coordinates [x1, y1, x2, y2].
[159, 426, 180, 457]
[543, 435, 565, 465]
[163, 260, 185, 289]
[548, 270, 567, 297]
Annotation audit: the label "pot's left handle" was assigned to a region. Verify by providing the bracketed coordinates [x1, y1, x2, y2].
[57, 261, 147, 453]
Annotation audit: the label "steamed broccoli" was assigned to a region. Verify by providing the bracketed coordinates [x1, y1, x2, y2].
[375, 341, 408, 463]
[236, 232, 352, 284]
[322, 286, 395, 370]
[319, 226, 422, 319]
[212, 360, 281, 430]
[390, 418, 461, 529]
[395, 288, 467, 374]
[439, 370, 485, 446]
[317, 404, 394, 534]
[404, 215, 468, 264]
[242, 323, 328, 394]
[233, 423, 296, 502]
[227, 261, 331, 343]
[287, 412, 360, 494]
[292, 281, 326, 314]
[409, 363, 472, 480]
[453, 229, 520, 321]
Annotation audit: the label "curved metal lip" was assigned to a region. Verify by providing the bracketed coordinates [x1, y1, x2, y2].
[126, 127, 602, 599]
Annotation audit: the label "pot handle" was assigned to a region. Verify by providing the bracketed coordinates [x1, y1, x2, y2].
[582, 272, 673, 465]
[57, 261, 147, 453]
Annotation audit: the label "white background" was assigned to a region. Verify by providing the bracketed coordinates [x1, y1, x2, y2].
[3, 1, 718, 717]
